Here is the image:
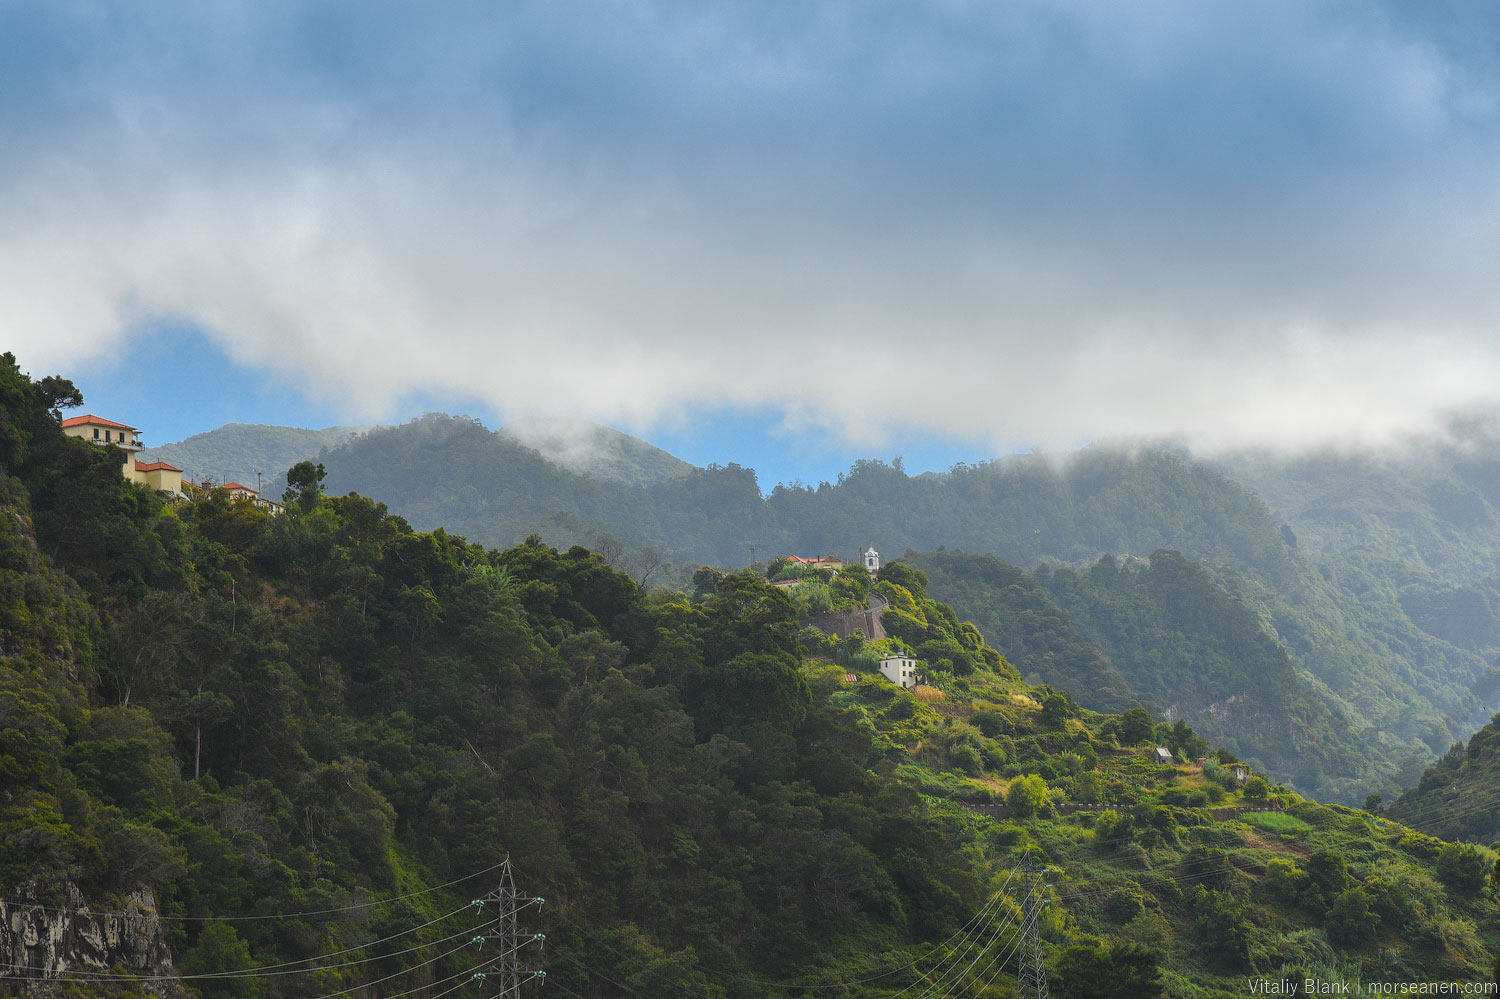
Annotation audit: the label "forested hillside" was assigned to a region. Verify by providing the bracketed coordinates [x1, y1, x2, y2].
[6, 356, 1500, 997]
[141, 422, 372, 489]
[306, 417, 1500, 803]
[0, 357, 987, 996]
[1389, 714, 1500, 846]
[904, 549, 1394, 802]
[496, 415, 696, 486]
[1219, 422, 1500, 581]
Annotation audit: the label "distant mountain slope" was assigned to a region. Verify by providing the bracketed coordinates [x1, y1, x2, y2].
[313, 423, 1498, 802]
[141, 422, 371, 490]
[905, 548, 1385, 800]
[315, 414, 766, 567]
[498, 416, 695, 486]
[1388, 712, 1500, 845]
[1216, 422, 1500, 580]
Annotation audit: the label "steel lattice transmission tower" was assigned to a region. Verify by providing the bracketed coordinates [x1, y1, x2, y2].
[473, 858, 546, 997]
[1015, 853, 1050, 999]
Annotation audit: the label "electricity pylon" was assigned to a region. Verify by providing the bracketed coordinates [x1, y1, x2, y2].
[1016, 853, 1050, 999]
[474, 858, 545, 997]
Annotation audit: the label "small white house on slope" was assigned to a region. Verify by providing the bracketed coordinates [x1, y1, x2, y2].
[879, 653, 920, 689]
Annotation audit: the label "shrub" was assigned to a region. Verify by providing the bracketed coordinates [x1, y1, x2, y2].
[1105, 887, 1145, 923]
[1006, 775, 1051, 818]
[970, 709, 1008, 738]
[1263, 857, 1308, 903]
[1191, 887, 1252, 969]
[1325, 888, 1377, 946]
[1053, 941, 1165, 999]
[1435, 842, 1493, 892]
[1120, 707, 1154, 745]
[949, 741, 983, 774]
[1307, 849, 1350, 904]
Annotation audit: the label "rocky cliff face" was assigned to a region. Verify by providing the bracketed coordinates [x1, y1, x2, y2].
[1, 884, 178, 993]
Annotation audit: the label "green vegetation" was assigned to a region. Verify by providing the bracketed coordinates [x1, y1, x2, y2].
[306, 420, 1500, 802]
[791, 572, 1500, 995]
[906, 547, 1386, 801]
[1389, 713, 1500, 845]
[0, 357, 987, 997]
[8, 355, 1498, 997]
[1239, 811, 1314, 835]
[141, 422, 372, 489]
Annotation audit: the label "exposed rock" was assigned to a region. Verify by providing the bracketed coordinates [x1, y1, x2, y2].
[0, 883, 179, 995]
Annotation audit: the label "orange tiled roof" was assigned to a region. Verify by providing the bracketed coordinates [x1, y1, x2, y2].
[221, 482, 258, 494]
[135, 460, 183, 473]
[62, 414, 138, 431]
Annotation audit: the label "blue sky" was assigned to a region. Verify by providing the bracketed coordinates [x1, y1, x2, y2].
[65, 322, 999, 488]
[9, 1, 1500, 483]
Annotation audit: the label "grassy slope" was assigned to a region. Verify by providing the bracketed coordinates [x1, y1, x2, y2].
[799, 640, 1500, 995]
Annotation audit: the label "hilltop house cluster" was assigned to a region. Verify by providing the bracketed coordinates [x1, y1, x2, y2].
[770, 545, 882, 587]
[776, 544, 924, 690]
[61, 415, 281, 511]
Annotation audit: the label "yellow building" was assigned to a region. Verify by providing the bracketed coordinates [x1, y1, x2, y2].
[61, 415, 184, 496]
[62, 414, 143, 475]
[134, 460, 185, 495]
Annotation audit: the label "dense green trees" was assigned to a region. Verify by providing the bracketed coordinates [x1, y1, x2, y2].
[288, 412, 1500, 807]
[1390, 713, 1500, 844]
[0, 356, 1000, 997]
[4, 356, 1498, 997]
[909, 548, 1386, 802]
[1053, 940, 1164, 999]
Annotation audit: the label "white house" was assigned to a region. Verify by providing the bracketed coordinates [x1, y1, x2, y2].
[1154, 747, 1175, 765]
[879, 652, 919, 689]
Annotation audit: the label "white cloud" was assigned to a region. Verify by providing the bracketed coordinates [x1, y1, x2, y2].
[5, 1, 1500, 454]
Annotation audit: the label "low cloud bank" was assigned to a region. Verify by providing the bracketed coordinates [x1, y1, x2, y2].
[6, 2, 1500, 454]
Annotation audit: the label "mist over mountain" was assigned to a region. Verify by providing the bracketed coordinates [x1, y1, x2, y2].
[229, 414, 1496, 803]
[1216, 417, 1500, 581]
[497, 415, 695, 486]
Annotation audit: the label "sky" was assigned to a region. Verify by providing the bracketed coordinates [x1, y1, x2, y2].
[6, 1, 1500, 488]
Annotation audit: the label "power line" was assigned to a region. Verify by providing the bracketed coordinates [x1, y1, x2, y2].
[896, 870, 1024, 999]
[1015, 854, 1050, 999]
[0, 860, 513, 922]
[510, 855, 1028, 993]
[0, 911, 487, 982]
[2, 866, 551, 999]
[906, 901, 1019, 999]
